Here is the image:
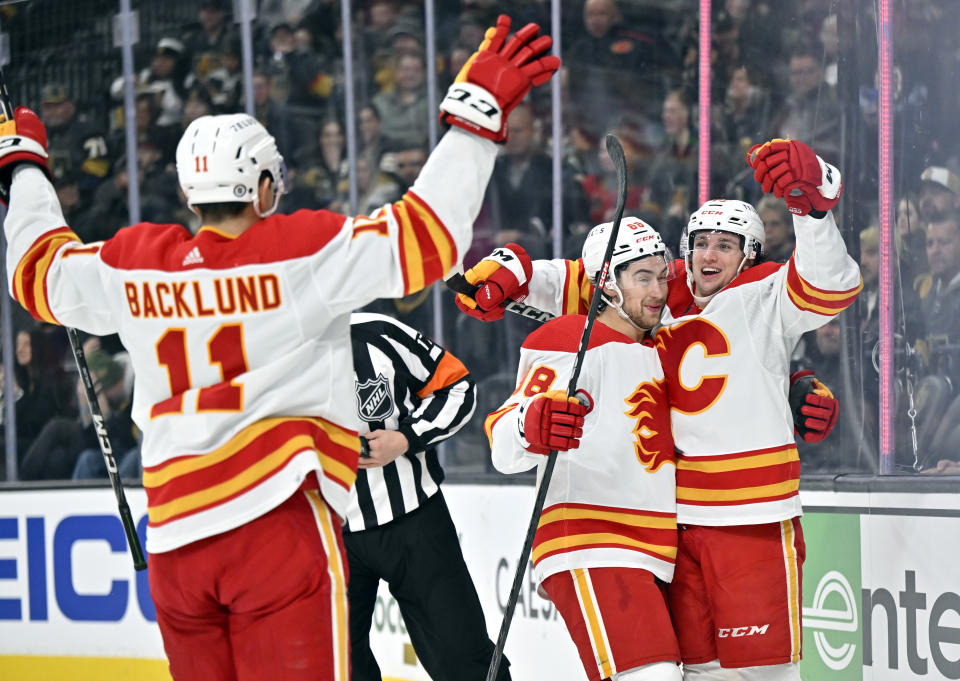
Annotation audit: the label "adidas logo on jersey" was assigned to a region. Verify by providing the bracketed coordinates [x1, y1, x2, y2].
[182, 246, 204, 266]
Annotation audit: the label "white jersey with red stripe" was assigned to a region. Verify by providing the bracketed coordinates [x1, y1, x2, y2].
[4, 128, 496, 553]
[521, 211, 862, 526]
[485, 315, 677, 585]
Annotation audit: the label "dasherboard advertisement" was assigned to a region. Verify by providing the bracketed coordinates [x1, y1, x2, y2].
[2, 486, 960, 680]
[800, 491, 960, 681]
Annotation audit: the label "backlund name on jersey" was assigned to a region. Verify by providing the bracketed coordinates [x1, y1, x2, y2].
[124, 273, 281, 319]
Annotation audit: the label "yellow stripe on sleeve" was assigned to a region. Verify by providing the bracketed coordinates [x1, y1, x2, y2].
[394, 201, 425, 293]
[404, 195, 455, 274]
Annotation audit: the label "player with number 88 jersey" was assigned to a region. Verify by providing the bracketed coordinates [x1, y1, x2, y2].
[0, 15, 559, 680]
[487, 219, 682, 681]
[466, 140, 860, 680]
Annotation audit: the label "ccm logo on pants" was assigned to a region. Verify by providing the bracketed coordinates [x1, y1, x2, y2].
[718, 625, 769, 638]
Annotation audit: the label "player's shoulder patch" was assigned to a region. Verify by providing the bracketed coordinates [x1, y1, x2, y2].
[522, 314, 635, 353]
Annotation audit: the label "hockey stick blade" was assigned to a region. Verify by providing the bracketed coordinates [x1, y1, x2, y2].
[486, 135, 629, 681]
[445, 272, 555, 323]
[0, 68, 146, 571]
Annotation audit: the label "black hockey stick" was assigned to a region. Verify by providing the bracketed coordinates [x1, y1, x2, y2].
[444, 267, 555, 323]
[485, 134, 629, 681]
[0, 70, 147, 571]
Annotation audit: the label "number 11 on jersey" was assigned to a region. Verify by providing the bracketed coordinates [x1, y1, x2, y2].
[151, 323, 248, 419]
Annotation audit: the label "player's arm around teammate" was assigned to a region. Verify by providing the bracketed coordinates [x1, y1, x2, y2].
[487, 220, 682, 681]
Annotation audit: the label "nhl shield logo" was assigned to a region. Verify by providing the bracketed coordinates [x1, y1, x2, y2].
[355, 374, 393, 422]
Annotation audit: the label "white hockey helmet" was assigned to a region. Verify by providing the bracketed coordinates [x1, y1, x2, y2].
[581, 216, 666, 287]
[685, 199, 765, 260]
[176, 113, 286, 218]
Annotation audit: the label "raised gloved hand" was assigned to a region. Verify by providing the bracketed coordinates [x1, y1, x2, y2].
[789, 370, 839, 443]
[455, 243, 533, 321]
[0, 106, 52, 205]
[518, 390, 591, 455]
[747, 139, 842, 216]
[439, 14, 560, 143]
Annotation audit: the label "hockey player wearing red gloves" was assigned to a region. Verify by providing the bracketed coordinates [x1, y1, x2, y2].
[487, 220, 682, 681]
[0, 15, 559, 681]
[461, 139, 861, 680]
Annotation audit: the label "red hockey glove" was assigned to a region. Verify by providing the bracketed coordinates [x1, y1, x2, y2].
[747, 139, 842, 216]
[455, 243, 533, 321]
[439, 14, 560, 143]
[789, 370, 839, 443]
[518, 390, 591, 455]
[0, 106, 52, 205]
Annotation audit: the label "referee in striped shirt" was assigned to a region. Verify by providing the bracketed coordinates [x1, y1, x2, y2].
[346, 312, 510, 681]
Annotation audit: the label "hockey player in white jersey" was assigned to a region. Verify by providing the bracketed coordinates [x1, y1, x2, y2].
[0, 14, 559, 681]
[461, 138, 860, 681]
[487, 219, 682, 681]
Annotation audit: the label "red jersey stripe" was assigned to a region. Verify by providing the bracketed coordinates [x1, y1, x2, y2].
[676, 444, 798, 463]
[13, 227, 79, 324]
[99, 211, 352, 271]
[678, 489, 800, 507]
[401, 196, 446, 286]
[534, 519, 676, 550]
[565, 258, 592, 315]
[677, 459, 801, 491]
[540, 502, 675, 519]
[532, 503, 678, 566]
[143, 417, 359, 526]
[406, 190, 457, 273]
[521, 315, 636, 354]
[786, 257, 862, 314]
[535, 541, 677, 567]
[676, 479, 800, 505]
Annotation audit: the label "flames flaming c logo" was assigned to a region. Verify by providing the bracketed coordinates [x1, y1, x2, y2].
[624, 377, 675, 472]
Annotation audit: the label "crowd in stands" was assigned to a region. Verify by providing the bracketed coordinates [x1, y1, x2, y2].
[2, 0, 959, 480]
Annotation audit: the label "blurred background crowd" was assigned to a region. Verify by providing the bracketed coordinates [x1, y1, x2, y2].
[1, 0, 958, 481]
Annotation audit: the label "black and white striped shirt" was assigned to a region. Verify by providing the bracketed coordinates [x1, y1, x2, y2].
[345, 312, 477, 531]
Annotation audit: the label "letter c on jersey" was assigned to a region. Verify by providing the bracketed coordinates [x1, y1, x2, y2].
[655, 318, 731, 414]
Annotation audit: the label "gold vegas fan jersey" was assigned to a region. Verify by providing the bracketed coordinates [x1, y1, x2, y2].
[4, 129, 496, 553]
[521, 211, 862, 527]
[486, 316, 677, 585]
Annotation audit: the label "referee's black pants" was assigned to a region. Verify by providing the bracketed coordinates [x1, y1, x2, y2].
[344, 491, 511, 681]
